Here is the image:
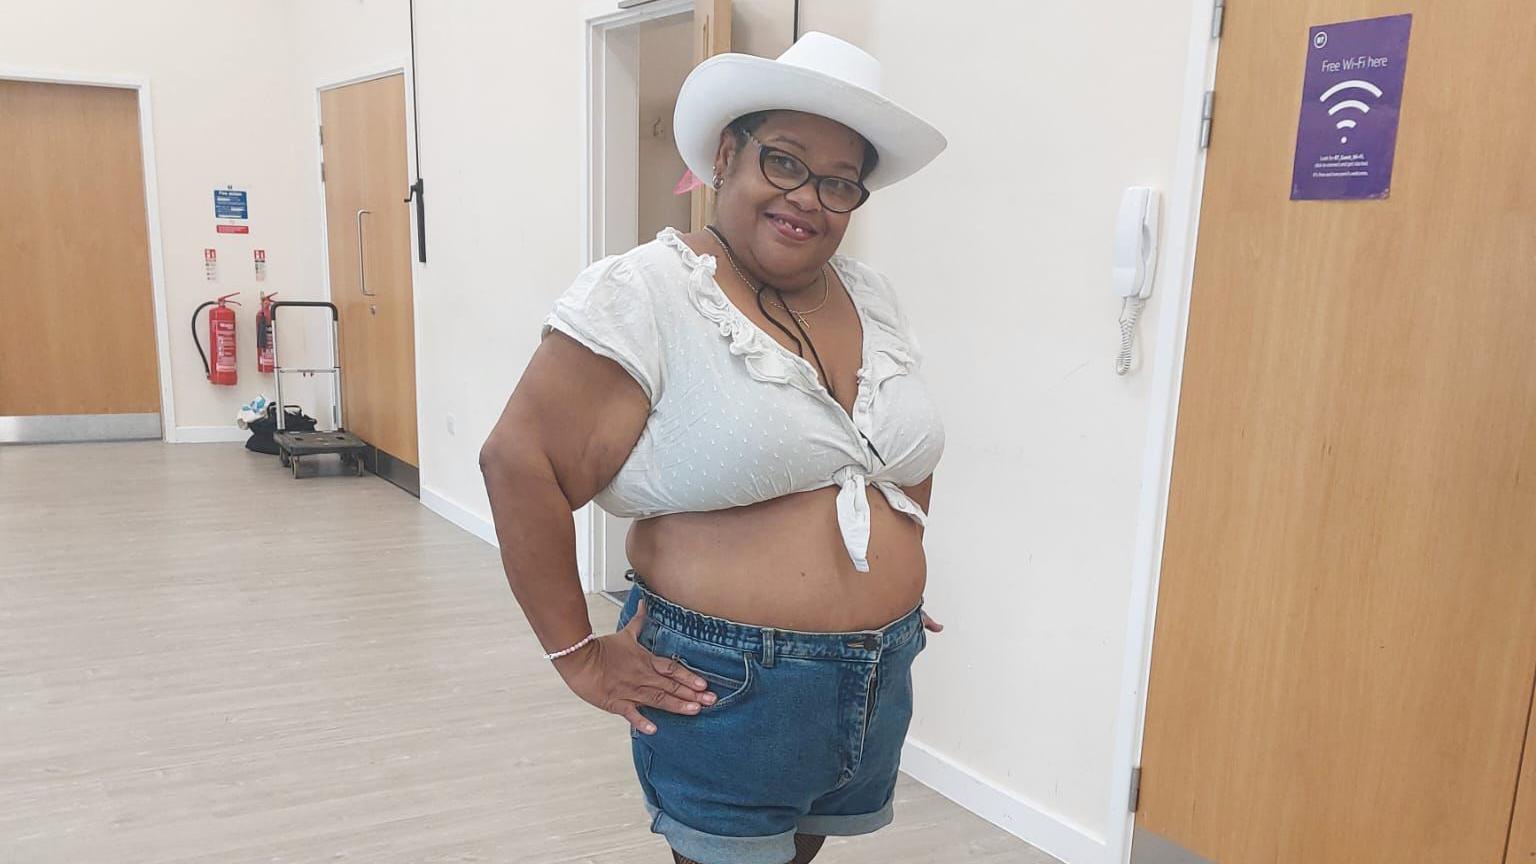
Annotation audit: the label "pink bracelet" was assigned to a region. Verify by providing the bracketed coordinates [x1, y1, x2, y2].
[543, 632, 596, 661]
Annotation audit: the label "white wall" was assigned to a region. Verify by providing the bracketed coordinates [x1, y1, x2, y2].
[395, 2, 598, 539]
[0, 0, 331, 440]
[795, 1, 1198, 855]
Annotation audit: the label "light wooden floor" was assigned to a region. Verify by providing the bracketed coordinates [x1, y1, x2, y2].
[0, 442, 1059, 864]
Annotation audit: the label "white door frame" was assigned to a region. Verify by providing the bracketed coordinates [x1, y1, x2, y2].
[1105, 1, 1223, 861]
[578, 0, 693, 595]
[0, 68, 176, 441]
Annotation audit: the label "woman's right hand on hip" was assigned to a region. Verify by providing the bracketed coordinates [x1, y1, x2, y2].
[552, 598, 717, 734]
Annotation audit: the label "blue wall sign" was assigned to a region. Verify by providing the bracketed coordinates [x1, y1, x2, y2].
[214, 188, 249, 220]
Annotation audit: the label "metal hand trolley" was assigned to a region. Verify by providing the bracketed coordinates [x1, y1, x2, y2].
[269, 301, 368, 479]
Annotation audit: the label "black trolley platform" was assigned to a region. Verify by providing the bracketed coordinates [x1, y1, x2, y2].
[269, 301, 368, 479]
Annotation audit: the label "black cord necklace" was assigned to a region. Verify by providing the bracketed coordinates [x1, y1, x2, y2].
[705, 224, 837, 402]
[703, 224, 887, 467]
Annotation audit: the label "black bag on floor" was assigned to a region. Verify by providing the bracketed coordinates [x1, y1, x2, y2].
[245, 404, 317, 455]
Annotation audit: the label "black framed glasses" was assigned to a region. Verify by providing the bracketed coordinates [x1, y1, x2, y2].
[743, 131, 871, 213]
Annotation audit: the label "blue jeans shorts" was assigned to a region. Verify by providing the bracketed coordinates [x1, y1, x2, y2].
[613, 570, 929, 864]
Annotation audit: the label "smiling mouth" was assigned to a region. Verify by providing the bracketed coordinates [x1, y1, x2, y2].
[766, 213, 817, 240]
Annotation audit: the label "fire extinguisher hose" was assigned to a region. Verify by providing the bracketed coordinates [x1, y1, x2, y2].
[256, 305, 271, 355]
[192, 300, 216, 377]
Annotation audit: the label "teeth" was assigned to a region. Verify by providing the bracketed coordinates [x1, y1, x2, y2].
[773, 216, 808, 236]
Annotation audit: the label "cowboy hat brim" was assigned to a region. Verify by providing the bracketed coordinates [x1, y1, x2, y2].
[673, 52, 947, 193]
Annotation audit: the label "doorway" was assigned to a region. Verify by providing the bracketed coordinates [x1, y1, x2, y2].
[587, 0, 701, 597]
[0, 79, 165, 444]
[317, 72, 421, 495]
[1132, 3, 1536, 862]
[585, 0, 797, 595]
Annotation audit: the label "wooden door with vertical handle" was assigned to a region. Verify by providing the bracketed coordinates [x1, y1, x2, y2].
[1134, 2, 1536, 862]
[319, 74, 419, 472]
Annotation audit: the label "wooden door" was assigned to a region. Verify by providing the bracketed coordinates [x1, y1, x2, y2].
[689, 0, 731, 231]
[1135, 3, 1536, 863]
[0, 80, 159, 431]
[318, 74, 419, 469]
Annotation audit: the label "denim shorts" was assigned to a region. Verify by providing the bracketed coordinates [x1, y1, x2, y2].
[612, 570, 928, 864]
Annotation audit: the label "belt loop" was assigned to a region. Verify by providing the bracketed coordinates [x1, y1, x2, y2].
[761, 628, 776, 667]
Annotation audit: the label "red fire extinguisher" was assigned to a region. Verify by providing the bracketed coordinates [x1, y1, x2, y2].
[255, 292, 278, 374]
[192, 292, 241, 386]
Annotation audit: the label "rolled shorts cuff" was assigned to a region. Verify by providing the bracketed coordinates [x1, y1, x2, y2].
[795, 797, 895, 837]
[645, 801, 796, 864]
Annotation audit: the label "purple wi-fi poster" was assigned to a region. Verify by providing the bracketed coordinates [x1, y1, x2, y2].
[1291, 14, 1413, 200]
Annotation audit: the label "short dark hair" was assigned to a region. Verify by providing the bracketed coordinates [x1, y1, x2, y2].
[726, 110, 880, 181]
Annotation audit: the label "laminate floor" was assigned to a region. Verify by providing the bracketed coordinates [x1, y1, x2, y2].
[0, 442, 1059, 864]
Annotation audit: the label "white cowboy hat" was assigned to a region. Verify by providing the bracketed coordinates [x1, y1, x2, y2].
[673, 31, 947, 192]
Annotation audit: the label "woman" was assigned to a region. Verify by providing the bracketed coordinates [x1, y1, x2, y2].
[480, 32, 947, 864]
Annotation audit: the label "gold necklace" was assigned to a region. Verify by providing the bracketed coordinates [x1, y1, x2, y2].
[706, 225, 830, 330]
[761, 270, 830, 330]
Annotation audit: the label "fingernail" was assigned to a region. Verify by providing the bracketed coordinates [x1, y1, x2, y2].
[646, 724, 656, 733]
[695, 679, 706, 689]
[687, 703, 699, 712]
[701, 692, 716, 703]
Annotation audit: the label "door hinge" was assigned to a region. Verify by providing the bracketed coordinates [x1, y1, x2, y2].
[318, 124, 324, 145]
[320, 161, 326, 183]
[1199, 91, 1216, 150]
[1212, 0, 1225, 39]
[1129, 766, 1143, 812]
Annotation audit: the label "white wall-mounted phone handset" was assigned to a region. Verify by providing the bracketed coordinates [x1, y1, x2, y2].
[1113, 187, 1160, 300]
[1112, 186, 1161, 375]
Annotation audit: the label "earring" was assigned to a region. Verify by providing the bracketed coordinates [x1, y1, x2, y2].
[711, 168, 723, 190]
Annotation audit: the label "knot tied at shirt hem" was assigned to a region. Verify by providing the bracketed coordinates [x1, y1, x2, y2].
[833, 466, 928, 573]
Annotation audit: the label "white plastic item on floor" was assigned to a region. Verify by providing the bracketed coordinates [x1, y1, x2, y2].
[236, 394, 270, 429]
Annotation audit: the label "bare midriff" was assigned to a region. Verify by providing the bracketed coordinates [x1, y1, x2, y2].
[624, 485, 926, 633]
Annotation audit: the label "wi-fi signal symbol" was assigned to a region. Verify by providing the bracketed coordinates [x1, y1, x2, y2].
[1320, 79, 1383, 144]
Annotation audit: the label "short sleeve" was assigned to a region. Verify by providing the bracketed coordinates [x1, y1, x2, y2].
[541, 254, 662, 404]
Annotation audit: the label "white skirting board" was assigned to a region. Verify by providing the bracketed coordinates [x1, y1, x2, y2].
[420, 484, 1107, 864]
[421, 485, 596, 588]
[420, 485, 500, 548]
[173, 426, 250, 443]
[898, 738, 1108, 864]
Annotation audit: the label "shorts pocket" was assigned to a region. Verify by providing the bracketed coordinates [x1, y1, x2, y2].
[647, 623, 756, 711]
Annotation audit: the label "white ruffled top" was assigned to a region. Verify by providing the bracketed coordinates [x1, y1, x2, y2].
[542, 227, 945, 572]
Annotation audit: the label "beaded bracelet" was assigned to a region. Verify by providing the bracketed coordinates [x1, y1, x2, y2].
[542, 632, 596, 661]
